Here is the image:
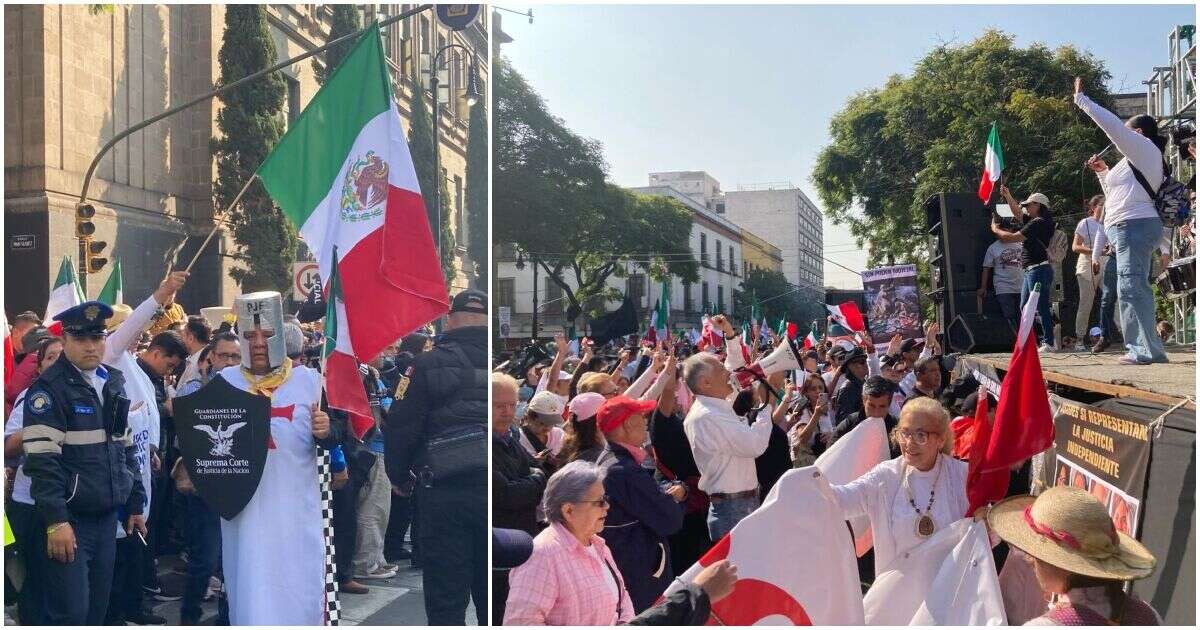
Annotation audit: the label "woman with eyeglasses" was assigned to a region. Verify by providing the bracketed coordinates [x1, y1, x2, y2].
[504, 460, 634, 625]
[824, 397, 969, 578]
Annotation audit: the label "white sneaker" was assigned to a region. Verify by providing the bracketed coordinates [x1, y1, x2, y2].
[1038, 343, 1057, 354]
[355, 565, 398, 580]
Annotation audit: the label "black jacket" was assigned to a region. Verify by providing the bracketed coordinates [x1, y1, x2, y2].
[384, 326, 487, 489]
[22, 354, 145, 525]
[833, 374, 865, 423]
[626, 582, 711, 626]
[597, 442, 685, 613]
[491, 428, 546, 534]
[833, 412, 900, 458]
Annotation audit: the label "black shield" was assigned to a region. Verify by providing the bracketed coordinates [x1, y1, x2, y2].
[174, 375, 271, 520]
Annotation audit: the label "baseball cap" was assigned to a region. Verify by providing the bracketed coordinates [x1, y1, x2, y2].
[596, 396, 657, 433]
[528, 391, 565, 416]
[1020, 192, 1051, 209]
[844, 347, 868, 364]
[492, 528, 534, 570]
[899, 338, 926, 354]
[568, 392, 606, 421]
[449, 289, 487, 314]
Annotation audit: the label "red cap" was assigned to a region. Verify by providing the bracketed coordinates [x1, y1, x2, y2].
[596, 396, 657, 434]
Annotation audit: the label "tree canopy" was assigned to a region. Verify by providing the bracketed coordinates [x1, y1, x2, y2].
[465, 99, 488, 288]
[212, 5, 294, 292]
[494, 58, 697, 321]
[734, 268, 825, 332]
[312, 4, 361, 86]
[812, 30, 1114, 268]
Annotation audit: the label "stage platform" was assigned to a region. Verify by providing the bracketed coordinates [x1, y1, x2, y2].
[961, 345, 1196, 410]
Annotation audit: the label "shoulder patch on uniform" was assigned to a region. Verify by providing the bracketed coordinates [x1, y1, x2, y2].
[28, 391, 52, 415]
[394, 366, 414, 400]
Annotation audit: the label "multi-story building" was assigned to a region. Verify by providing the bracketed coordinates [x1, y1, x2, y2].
[648, 170, 724, 213]
[739, 228, 783, 276]
[493, 184, 745, 345]
[4, 4, 488, 318]
[722, 184, 824, 297]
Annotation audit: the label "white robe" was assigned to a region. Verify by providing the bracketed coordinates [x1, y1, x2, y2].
[218, 364, 325, 626]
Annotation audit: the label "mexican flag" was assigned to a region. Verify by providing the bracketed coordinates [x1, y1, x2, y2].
[643, 299, 659, 345]
[977, 122, 1005, 203]
[651, 282, 670, 341]
[97, 259, 123, 306]
[258, 23, 448, 368]
[322, 252, 374, 439]
[44, 256, 85, 335]
[965, 282, 1055, 515]
[826, 301, 866, 333]
[803, 323, 821, 350]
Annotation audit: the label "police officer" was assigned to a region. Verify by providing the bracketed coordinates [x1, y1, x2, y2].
[385, 290, 488, 625]
[21, 301, 146, 625]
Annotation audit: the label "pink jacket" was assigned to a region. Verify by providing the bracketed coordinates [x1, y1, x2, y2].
[5, 353, 39, 418]
[504, 522, 635, 626]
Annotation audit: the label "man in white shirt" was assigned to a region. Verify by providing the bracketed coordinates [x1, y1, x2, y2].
[978, 226, 1024, 330]
[681, 316, 772, 541]
[1072, 196, 1108, 350]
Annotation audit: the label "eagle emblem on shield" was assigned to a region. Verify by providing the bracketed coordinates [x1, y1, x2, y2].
[340, 150, 389, 223]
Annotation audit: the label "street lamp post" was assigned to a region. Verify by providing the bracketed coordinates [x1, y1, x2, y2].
[428, 44, 481, 259]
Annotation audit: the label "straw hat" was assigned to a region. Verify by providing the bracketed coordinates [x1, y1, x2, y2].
[105, 304, 134, 333]
[988, 486, 1156, 581]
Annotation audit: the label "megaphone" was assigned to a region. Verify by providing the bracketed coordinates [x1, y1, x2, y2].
[732, 336, 804, 391]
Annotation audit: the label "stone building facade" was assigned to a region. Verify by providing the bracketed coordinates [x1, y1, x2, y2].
[4, 4, 488, 320]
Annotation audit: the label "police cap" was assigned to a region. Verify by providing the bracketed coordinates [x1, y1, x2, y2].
[450, 289, 487, 314]
[54, 301, 113, 336]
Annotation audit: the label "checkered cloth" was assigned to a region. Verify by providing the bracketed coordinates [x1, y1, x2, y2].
[319, 448, 341, 625]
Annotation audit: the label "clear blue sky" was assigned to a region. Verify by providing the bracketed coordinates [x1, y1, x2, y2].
[497, 3, 1194, 288]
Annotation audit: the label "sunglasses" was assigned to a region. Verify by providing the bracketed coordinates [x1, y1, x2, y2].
[575, 495, 610, 508]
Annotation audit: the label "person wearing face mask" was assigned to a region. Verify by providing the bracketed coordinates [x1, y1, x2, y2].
[1075, 77, 1173, 365]
[681, 315, 773, 541]
[216, 291, 341, 625]
[825, 397, 968, 578]
[595, 396, 685, 613]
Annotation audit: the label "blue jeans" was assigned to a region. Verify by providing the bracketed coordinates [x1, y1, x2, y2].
[1020, 264, 1055, 346]
[1100, 255, 1119, 341]
[181, 493, 227, 624]
[1108, 218, 1169, 363]
[706, 494, 758, 541]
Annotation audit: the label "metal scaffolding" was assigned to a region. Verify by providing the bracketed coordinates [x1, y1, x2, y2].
[1145, 25, 1196, 344]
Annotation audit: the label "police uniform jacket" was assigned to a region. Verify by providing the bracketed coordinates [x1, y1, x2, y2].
[384, 325, 487, 488]
[22, 354, 145, 526]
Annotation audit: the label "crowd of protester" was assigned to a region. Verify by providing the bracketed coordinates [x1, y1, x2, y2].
[492, 300, 1163, 624]
[4, 269, 434, 625]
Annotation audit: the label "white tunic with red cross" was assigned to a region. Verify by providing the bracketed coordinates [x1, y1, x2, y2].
[217, 364, 325, 626]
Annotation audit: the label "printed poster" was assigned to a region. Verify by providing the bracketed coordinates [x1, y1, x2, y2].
[862, 264, 922, 344]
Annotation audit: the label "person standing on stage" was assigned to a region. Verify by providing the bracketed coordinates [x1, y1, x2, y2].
[22, 301, 146, 625]
[385, 290, 489, 625]
[217, 291, 342, 625]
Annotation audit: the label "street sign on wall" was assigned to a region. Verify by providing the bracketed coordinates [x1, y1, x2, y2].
[436, 4, 480, 31]
[9, 234, 36, 251]
[293, 262, 321, 299]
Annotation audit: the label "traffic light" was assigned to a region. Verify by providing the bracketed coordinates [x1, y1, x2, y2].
[75, 202, 108, 274]
[85, 239, 108, 274]
[75, 203, 96, 238]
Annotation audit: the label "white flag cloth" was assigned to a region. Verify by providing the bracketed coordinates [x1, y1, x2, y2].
[667, 468, 865, 625]
[864, 519, 1007, 626]
[815, 416, 890, 556]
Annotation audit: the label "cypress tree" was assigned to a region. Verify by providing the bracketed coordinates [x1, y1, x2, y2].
[211, 5, 294, 292]
[312, 4, 361, 86]
[407, 78, 456, 284]
[464, 99, 488, 288]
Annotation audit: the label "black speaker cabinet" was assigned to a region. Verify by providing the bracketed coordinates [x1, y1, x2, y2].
[925, 193, 999, 331]
[947, 313, 1017, 354]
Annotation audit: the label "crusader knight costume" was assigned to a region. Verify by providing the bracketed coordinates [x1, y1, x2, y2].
[217, 291, 341, 625]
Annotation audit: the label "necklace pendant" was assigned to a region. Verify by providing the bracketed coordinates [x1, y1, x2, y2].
[917, 514, 936, 538]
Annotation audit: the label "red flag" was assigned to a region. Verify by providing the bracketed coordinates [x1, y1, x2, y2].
[965, 286, 1055, 515]
[785, 321, 799, 341]
[826, 301, 866, 332]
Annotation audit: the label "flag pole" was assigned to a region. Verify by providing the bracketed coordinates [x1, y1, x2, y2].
[182, 174, 257, 273]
